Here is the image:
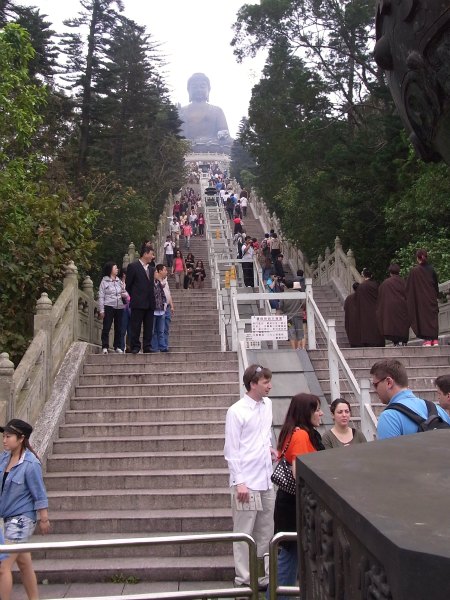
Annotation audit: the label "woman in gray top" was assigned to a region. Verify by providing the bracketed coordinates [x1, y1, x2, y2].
[322, 399, 367, 448]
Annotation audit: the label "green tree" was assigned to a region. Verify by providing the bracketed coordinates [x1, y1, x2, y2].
[0, 24, 97, 362]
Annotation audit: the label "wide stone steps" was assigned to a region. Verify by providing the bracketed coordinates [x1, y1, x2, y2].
[46, 450, 227, 472]
[74, 381, 238, 398]
[56, 423, 226, 439]
[85, 350, 233, 365]
[52, 434, 224, 454]
[48, 487, 230, 511]
[71, 393, 236, 410]
[30, 533, 232, 559]
[27, 555, 234, 583]
[40, 508, 232, 535]
[44, 468, 230, 492]
[78, 370, 235, 386]
[64, 407, 228, 423]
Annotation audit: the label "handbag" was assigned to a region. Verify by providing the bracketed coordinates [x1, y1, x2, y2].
[270, 431, 297, 495]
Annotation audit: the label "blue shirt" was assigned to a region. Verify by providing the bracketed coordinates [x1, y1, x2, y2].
[377, 389, 450, 439]
[0, 449, 48, 520]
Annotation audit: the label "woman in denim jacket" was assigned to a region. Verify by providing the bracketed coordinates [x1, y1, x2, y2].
[0, 419, 50, 600]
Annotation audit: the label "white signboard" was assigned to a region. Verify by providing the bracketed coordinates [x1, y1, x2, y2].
[245, 333, 261, 349]
[251, 315, 288, 341]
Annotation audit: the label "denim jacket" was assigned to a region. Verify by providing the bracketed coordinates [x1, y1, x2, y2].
[0, 449, 48, 520]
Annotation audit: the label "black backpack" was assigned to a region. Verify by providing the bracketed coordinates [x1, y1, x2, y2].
[384, 400, 450, 432]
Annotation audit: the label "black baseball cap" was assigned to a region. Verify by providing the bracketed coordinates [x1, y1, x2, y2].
[0, 419, 33, 439]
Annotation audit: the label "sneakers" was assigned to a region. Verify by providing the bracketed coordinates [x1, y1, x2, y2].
[102, 348, 108, 354]
[114, 348, 124, 353]
[422, 340, 432, 347]
[431, 339, 439, 346]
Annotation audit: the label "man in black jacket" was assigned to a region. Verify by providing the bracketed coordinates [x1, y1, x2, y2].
[126, 243, 156, 353]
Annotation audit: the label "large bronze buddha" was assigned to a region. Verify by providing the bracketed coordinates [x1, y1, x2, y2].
[179, 73, 232, 154]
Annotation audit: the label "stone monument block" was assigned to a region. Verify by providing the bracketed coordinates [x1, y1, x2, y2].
[296, 430, 450, 599]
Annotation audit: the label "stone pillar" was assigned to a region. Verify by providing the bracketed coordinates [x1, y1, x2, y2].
[82, 276, 95, 343]
[0, 353, 14, 424]
[34, 293, 53, 403]
[334, 236, 342, 279]
[63, 261, 79, 342]
[128, 243, 136, 263]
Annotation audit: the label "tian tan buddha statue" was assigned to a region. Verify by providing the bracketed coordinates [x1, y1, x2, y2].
[178, 73, 232, 154]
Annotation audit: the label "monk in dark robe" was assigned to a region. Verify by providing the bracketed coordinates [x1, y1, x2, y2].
[376, 263, 410, 345]
[356, 268, 385, 347]
[344, 282, 361, 347]
[406, 249, 439, 346]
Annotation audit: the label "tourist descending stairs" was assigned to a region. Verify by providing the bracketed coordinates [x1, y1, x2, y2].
[30, 235, 238, 588]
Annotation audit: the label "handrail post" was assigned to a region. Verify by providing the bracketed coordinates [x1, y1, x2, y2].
[230, 280, 238, 352]
[63, 261, 79, 343]
[327, 319, 340, 400]
[360, 378, 377, 441]
[305, 278, 316, 350]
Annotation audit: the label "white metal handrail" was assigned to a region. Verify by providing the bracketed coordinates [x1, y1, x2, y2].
[0, 532, 259, 600]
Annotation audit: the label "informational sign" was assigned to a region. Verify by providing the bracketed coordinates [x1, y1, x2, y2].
[251, 315, 288, 341]
[245, 333, 261, 349]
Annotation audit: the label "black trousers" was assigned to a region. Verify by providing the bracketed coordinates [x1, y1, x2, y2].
[101, 306, 123, 350]
[130, 308, 154, 352]
[242, 262, 254, 287]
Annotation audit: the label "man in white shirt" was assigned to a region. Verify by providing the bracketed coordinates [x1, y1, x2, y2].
[224, 364, 276, 590]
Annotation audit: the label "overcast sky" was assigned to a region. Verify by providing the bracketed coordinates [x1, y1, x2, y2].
[21, 0, 265, 137]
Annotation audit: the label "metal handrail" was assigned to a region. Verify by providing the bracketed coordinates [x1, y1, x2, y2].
[0, 532, 259, 600]
[268, 532, 299, 599]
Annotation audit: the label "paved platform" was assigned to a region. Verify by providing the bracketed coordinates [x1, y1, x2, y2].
[12, 580, 236, 599]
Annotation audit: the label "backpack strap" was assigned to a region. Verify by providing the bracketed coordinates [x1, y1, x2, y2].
[384, 400, 441, 432]
[384, 403, 425, 428]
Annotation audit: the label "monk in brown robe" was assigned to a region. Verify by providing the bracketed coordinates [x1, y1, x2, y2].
[376, 263, 410, 345]
[344, 282, 361, 347]
[406, 249, 439, 346]
[356, 268, 385, 347]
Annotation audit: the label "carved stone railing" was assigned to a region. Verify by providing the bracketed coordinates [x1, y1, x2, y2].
[0, 262, 103, 425]
[312, 236, 363, 297]
[250, 192, 362, 295]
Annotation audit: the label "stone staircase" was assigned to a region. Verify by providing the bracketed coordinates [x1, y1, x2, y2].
[30, 243, 238, 585]
[309, 283, 450, 424]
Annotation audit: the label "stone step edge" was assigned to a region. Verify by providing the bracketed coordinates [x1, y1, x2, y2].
[48, 487, 231, 498]
[45, 508, 232, 520]
[48, 450, 225, 459]
[44, 468, 229, 478]
[75, 381, 239, 390]
[65, 407, 228, 414]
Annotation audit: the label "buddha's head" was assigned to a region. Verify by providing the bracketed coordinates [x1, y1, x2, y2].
[188, 73, 210, 102]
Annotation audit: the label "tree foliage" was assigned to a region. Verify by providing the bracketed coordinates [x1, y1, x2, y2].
[0, 2, 188, 361]
[232, 3, 449, 281]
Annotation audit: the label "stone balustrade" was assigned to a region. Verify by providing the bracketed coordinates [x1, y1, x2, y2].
[0, 262, 103, 425]
[250, 192, 362, 295]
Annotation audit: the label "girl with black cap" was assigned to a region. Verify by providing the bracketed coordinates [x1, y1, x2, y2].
[0, 419, 50, 600]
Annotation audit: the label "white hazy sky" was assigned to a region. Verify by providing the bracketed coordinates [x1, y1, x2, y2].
[21, 0, 265, 137]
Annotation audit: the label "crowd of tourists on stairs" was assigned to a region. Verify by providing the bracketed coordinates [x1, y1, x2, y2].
[99, 241, 175, 354]
[344, 249, 441, 347]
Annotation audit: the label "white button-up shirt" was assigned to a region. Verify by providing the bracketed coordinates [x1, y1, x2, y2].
[224, 394, 273, 490]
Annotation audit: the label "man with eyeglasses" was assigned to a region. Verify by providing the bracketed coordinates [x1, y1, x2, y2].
[224, 364, 277, 592]
[371, 359, 450, 439]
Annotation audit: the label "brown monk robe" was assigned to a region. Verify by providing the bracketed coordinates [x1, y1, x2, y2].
[344, 283, 361, 347]
[356, 269, 385, 347]
[376, 265, 410, 345]
[406, 250, 439, 342]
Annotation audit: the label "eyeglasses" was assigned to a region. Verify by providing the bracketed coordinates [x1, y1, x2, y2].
[372, 377, 387, 390]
